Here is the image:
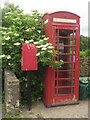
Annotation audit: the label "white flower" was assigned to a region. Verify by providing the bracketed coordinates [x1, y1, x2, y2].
[14, 33, 19, 36]
[40, 45, 45, 47]
[7, 55, 11, 59]
[5, 12, 11, 15]
[5, 37, 10, 40]
[8, 63, 11, 65]
[4, 16, 8, 18]
[60, 66, 62, 68]
[40, 44, 48, 48]
[46, 43, 52, 46]
[36, 46, 41, 48]
[2, 32, 6, 34]
[20, 39, 24, 41]
[32, 27, 35, 29]
[3, 27, 8, 30]
[47, 43, 52, 45]
[29, 40, 34, 42]
[18, 14, 21, 15]
[34, 42, 39, 45]
[48, 46, 54, 49]
[44, 44, 48, 47]
[25, 29, 29, 32]
[0, 55, 5, 59]
[36, 53, 40, 56]
[42, 47, 47, 50]
[0, 31, 2, 33]
[25, 40, 29, 43]
[14, 42, 21, 45]
[37, 30, 41, 33]
[39, 39, 43, 42]
[8, 31, 12, 34]
[43, 37, 49, 40]
[48, 50, 53, 53]
[35, 19, 38, 21]
[16, 18, 20, 20]
[2, 43, 5, 45]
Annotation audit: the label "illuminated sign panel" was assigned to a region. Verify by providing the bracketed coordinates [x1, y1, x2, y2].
[53, 18, 76, 23]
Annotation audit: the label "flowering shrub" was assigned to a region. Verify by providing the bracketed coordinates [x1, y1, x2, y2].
[1, 4, 63, 102]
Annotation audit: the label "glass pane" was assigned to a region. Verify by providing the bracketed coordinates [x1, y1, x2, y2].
[56, 38, 58, 45]
[58, 80, 72, 86]
[73, 71, 75, 78]
[74, 30, 76, 37]
[55, 80, 57, 86]
[59, 38, 64, 45]
[58, 71, 75, 78]
[59, 55, 72, 62]
[56, 29, 58, 36]
[59, 38, 73, 45]
[55, 46, 57, 50]
[58, 88, 71, 94]
[55, 88, 56, 95]
[55, 72, 57, 78]
[58, 46, 72, 53]
[59, 29, 73, 37]
[73, 87, 74, 94]
[59, 63, 75, 70]
[70, 33, 73, 37]
[74, 38, 76, 45]
[74, 47, 76, 54]
[73, 79, 75, 85]
[58, 71, 72, 78]
[73, 55, 76, 62]
[73, 63, 75, 69]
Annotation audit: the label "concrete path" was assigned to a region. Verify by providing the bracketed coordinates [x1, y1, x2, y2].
[20, 98, 88, 118]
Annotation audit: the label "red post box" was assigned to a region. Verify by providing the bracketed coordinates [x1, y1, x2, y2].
[21, 43, 37, 71]
[21, 43, 38, 110]
[42, 11, 80, 107]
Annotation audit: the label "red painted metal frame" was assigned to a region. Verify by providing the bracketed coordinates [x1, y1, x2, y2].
[42, 11, 80, 106]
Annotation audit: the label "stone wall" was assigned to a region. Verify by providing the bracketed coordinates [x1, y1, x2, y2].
[79, 56, 90, 77]
[4, 69, 20, 115]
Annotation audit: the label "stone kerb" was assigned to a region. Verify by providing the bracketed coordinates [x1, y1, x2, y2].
[4, 69, 20, 115]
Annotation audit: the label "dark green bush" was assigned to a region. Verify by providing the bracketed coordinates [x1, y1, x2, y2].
[85, 49, 90, 57]
[80, 49, 90, 57]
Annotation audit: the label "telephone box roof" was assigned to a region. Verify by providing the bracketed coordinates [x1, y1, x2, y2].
[42, 11, 80, 18]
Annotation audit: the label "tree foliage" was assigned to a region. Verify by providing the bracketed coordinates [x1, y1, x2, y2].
[80, 35, 90, 57]
[1, 4, 63, 103]
[80, 35, 88, 51]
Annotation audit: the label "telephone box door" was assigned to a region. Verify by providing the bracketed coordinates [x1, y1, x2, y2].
[52, 26, 80, 104]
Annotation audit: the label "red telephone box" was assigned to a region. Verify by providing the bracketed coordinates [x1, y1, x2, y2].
[42, 11, 80, 106]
